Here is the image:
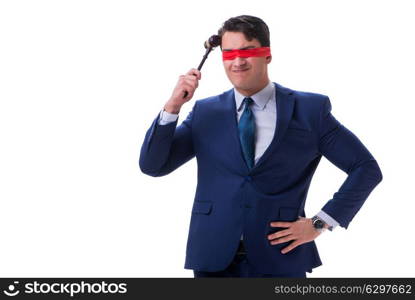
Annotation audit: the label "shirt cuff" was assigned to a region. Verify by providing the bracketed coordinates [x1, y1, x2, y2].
[316, 210, 339, 231]
[158, 109, 179, 125]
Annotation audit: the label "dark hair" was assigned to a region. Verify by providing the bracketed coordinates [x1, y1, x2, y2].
[217, 15, 270, 48]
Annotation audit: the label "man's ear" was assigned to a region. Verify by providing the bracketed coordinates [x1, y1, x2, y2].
[266, 55, 272, 64]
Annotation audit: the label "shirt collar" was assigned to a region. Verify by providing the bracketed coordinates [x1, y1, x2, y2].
[234, 81, 274, 111]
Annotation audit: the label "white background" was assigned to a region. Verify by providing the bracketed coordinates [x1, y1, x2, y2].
[1, 0, 414, 277]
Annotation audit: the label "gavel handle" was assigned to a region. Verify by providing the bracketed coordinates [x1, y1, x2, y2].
[183, 47, 213, 99]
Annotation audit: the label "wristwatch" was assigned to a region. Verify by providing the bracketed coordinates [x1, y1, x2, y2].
[311, 216, 332, 232]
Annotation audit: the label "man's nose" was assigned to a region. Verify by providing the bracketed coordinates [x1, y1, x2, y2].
[233, 56, 247, 66]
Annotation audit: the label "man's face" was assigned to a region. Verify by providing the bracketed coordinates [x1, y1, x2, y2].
[221, 31, 272, 96]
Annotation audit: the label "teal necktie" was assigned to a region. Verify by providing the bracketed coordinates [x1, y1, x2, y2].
[238, 97, 256, 169]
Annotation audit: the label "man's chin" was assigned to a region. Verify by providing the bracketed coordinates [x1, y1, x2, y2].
[229, 78, 248, 89]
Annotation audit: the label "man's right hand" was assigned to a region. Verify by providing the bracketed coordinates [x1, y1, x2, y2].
[164, 68, 201, 114]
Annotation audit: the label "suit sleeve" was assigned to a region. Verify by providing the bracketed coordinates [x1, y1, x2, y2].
[138, 103, 196, 177]
[318, 97, 383, 229]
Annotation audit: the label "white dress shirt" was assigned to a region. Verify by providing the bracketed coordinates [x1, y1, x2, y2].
[158, 81, 339, 237]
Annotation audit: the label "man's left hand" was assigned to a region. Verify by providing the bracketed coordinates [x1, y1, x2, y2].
[268, 217, 322, 254]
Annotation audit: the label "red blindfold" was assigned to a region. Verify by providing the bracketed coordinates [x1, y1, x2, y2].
[222, 47, 271, 60]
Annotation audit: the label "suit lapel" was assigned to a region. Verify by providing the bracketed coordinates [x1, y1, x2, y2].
[251, 82, 295, 172]
[219, 88, 250, 173]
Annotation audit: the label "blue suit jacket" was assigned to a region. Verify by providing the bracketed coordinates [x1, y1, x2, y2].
[139, 82, 382, 273]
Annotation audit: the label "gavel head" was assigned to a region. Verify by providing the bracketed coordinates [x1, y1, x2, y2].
[204, 35, 221, 49]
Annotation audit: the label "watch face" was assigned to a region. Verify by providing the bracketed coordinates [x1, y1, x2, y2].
[313, 218, 325, 229]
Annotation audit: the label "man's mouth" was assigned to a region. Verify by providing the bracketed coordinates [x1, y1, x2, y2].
[233, 68, 249, 73]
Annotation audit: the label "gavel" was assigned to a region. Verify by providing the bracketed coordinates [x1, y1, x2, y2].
[183, 35, 221, 99]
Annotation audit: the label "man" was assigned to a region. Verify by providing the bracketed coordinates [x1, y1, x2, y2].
[139, 15, 382, 277]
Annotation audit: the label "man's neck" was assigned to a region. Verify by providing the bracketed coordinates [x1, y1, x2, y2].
[235, 80, 270, 97]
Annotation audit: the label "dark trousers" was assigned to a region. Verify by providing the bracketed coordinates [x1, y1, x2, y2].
[193, 241, 306, 278]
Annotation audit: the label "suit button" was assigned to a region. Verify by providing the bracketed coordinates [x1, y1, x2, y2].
[245, 176, 252, 182]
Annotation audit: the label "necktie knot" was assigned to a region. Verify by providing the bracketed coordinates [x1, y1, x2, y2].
[243, 97, 254, 107]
